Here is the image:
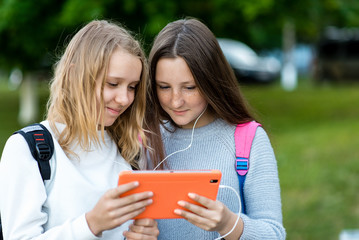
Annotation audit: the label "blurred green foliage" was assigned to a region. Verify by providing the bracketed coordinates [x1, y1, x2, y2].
[1, 0, 359, 73]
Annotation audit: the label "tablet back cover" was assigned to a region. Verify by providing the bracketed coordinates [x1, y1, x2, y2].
[117, 170, 222, 219]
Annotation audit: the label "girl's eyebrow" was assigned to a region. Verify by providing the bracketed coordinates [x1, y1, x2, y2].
[106, 76, 123, 81]
[107, 76, 140, 83]
[155, 80, 168, 84]
[156, 80, 194, 85]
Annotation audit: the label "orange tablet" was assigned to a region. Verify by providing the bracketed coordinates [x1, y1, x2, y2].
[117, 170, 222, 219]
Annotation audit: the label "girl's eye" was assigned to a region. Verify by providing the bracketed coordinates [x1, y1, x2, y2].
[186, 86, 196, 90]
[129, 85, 137, 91]
[158, 85, 169, 90]
[107, 82, 118, 87]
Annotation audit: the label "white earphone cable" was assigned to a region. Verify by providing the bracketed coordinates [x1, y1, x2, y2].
[214, 185, 242, 240]
[113, 104, 242, 239]
[153, 106, 207, 170]
[151, 106, 243, 238]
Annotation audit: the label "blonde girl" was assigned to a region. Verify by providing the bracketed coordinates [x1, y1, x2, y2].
[0, 20, 159, 240]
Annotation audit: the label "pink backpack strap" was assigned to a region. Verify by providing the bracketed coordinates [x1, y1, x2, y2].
[235, 121, 261, 176]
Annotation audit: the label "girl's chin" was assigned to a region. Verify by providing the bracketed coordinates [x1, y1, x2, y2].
[175, 120, 195, 129]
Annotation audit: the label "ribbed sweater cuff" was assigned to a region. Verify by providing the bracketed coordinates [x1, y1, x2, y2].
[72, 214, 101, 240]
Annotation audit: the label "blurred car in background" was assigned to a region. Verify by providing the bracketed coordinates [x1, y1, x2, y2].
[313, 26, 359, 83]
[217, 38, 281, 83]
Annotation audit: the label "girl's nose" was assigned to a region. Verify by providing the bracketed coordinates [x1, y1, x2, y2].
[171, 90, 184, 108]
[115, 88, 130, 106]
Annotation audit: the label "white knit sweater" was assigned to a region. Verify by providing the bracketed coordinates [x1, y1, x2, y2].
[0, 121, 132, 240]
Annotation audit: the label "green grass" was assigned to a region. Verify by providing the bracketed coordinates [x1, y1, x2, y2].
[241, 80, 359, 239]
[1, 78, 358, 239]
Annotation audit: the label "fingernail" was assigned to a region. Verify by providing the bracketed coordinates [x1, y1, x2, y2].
[188, 193, 196, 198]
[174, 209, 182, 215]
[177, 201, 185, 206]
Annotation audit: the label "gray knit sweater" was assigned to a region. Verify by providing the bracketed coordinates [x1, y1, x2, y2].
[153, 118, 286, 240]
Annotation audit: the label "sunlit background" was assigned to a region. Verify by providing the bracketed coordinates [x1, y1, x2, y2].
[0, 1, 358, 239]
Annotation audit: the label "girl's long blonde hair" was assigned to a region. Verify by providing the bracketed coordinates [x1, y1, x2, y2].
[46, 20, 148, 167]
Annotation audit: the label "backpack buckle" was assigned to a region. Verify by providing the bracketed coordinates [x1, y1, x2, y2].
[35, 142, 52, 161]
[236, 157, 248, 176]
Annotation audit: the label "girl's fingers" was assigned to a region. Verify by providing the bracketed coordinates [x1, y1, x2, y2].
[187, 193, 216, 209]
[174, 199, 207, 221]
[175, 194, 228, 231]
[175, 206, 224, 232]
[175, 193, 216, 217]
[114, 207, 147, 226]
[113, 198, 153, 217]
[133, 218, 158, 227]
[106, 184, 153, 209]
[118, 191, 154, 206]
[128, 221, 159, 235]
[123, 230, 158, 240]
[174, 208, 209, 228]
[124, 219, 159, 239]
[86, 184, 154, 235]
[177, 200, 208, 216]
[109, 181, 139, 198]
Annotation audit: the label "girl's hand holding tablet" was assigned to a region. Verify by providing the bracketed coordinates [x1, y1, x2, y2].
[86, 181, 153, 236]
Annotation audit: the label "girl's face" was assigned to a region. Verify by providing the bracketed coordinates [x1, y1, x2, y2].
[96, 48, 142, 127]
[155, 57, 214, 129]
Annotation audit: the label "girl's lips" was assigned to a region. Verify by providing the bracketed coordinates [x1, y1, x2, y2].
[107, 107, 121, 115]
[172, 110, 187, 115]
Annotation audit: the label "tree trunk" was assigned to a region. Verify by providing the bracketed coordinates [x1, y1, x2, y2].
[281, 20, 298, 91]
[18, 73, 39, 125]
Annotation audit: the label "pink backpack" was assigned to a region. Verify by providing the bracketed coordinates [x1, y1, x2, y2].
[235, 121, 261, 213]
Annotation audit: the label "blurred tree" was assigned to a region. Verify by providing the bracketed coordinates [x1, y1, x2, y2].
[2, 0, 359, 70]
[0, 0, 67, 124]
[1, 0, 359, 123]
[269, 0, 359, 45]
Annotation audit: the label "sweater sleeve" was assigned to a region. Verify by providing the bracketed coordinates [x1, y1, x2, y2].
[239, 127, 286, 240]
[0, 134, 99, 240]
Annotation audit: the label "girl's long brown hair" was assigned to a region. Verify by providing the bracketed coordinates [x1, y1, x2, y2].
[147, 18, 256, 168]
